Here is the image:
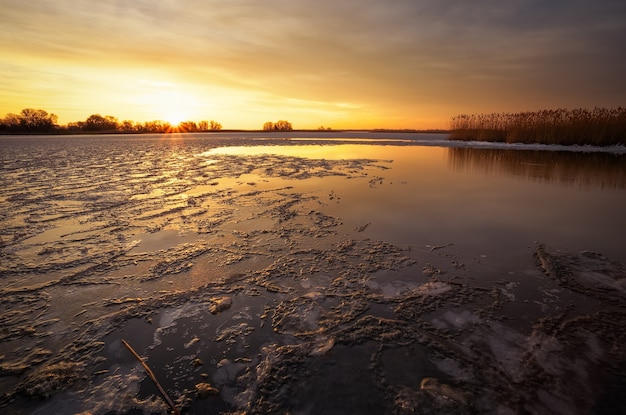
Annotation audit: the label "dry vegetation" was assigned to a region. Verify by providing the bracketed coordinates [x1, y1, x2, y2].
[450, 107, 626, 146]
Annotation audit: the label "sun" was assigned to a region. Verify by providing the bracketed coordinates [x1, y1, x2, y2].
[135, 81, 201, 127]
[166, 112, 185, 126]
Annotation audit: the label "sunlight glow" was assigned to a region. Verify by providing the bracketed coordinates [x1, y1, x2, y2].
[165, 112, 184, 126]
[135, 81, 201, 125]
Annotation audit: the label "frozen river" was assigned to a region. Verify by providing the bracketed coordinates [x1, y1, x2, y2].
[1, 132, 625, 414]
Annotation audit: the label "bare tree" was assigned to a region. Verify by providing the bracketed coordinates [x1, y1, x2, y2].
[120, 120, 135, 132]
[1, 113, 21, 132]
[209, 120, 222, 131]
[263, 120, 293, 131]
[83, 114, 118, 131]
[274, 120, 293, 131]
[18, 108, 58, 132]
[179, 121, 198, 131]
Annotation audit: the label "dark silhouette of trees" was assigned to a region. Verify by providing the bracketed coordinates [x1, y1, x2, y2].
[197, 120, 222, 131]
[20, 108, 58, 132]
[1, 113, 21, 132]
[120, 120, 135, 132]
[263, 120, 293, 131]
[275, 120, 292, 131]
[1, 107, 224, 135]
[178, 121, 198, 132]
[209, 120, 222, 131]
[0, 108, 58, 133]
[83, 114, 119, 131]
[140, 120, 170, 133]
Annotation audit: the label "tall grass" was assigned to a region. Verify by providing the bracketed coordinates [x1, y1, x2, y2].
[450, 107, 626, 146]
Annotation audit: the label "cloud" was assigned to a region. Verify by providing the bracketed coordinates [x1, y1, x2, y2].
[1, 0, 625, 126]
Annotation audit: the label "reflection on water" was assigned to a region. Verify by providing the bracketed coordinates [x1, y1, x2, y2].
[447, 147, 626, 189]
[2, 135, 626, 414]
[200, 144, 394, 160]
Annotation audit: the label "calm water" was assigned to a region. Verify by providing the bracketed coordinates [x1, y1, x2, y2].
[1, 133, 625, 414]
[207, 139, 626, 262]
[4, 131, 617, 260]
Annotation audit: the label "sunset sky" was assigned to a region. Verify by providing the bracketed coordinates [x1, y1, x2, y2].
[1, 0, 625, 129]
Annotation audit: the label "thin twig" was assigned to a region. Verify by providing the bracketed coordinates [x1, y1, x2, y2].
[121, 339, 182, 415]
[430, 242, 454, 251]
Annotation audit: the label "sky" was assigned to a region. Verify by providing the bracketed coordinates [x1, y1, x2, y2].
[1, 0, 625, 130]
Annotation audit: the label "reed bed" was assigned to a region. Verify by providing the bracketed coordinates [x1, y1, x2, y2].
[450, 107, 626, 146]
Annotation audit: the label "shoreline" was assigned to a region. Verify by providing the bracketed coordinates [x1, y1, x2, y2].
[1, 131, 625, 154]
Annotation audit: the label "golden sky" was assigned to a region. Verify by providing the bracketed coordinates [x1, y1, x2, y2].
[1, 0, 625, 129]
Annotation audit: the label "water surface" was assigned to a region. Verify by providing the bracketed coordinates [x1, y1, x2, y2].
[208, 142, 626, 261]
[1, 133, 625, 414]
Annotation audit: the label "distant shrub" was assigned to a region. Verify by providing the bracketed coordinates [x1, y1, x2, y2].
[263, 120, 293, 131]
[450, 107, 626, 146]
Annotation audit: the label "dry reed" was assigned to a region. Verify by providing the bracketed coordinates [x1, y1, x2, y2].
[449, 107, 626, 146]
[122, 339, 182, 415]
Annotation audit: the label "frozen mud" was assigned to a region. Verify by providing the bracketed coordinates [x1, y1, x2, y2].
[1, 135, 625, 414]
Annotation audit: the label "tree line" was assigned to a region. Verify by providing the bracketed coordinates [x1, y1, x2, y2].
[450, 107, 626, 146]
[0, 108, 224, 134]
[0, 109, 301, 134]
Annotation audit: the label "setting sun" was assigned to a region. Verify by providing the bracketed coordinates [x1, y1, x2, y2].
[165, 112, 184, 126]
[133, 81, 203, 126]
